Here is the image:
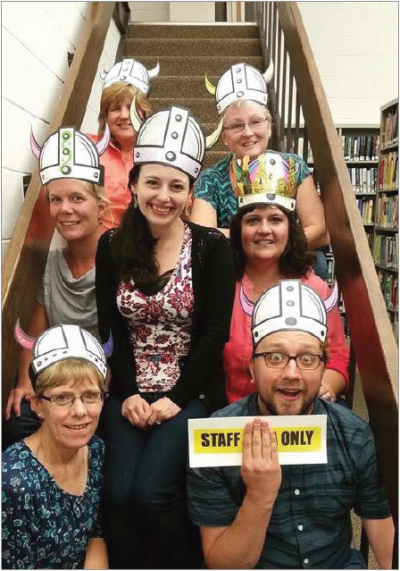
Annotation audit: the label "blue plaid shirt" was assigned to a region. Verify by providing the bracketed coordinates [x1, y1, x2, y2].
[187, 394, 391, 569]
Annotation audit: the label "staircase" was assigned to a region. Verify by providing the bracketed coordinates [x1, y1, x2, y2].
[122, 24, 265, 167]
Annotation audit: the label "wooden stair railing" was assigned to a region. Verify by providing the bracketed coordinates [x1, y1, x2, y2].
[247, 2, 398, 564]
[1, 2, 116, 412]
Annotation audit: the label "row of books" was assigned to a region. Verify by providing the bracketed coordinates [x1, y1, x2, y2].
[377, 270, 398, 311]
[373, 235, 398, 269]
[379, 151, 398, 190]
[381, 107, 399, 147]
[340, 314, 350, 339]
[375, 194, 399, 228]
[348, 166, 377, 194]
[356, 198, 374, 225]
[340, 134, 379, 162]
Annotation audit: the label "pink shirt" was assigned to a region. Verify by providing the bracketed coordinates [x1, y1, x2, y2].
[88, 135, 133, 229]
[223, 272, 350, 404]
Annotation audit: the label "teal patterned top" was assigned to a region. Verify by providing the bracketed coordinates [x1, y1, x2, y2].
[2, 436, 104, 569]
[194, 152, 311, 228]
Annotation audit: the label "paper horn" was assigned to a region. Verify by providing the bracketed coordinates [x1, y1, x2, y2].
[102, 332, 113, 358]
[263, 59, 274, 84]
[323, 281, 339, 313]
[148, 62, 160, 79]
[15, 320, 36, 350]
[129, 95, 143, 134]
[239, 284, 254, 317]
[205, 118, 223, 149]
[30, 128, 42, 160]
[205, 75, 216, 95]
[96, 124, 110, 156]
[100, 68, 108, 82]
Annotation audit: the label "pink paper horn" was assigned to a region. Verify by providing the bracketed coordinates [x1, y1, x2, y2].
[96, 124, 110, 156]
[239, 284, 254, 317]
[14, 319, 36, 350]
[324, 280, 339, 313]
[30, 128, 42, 160]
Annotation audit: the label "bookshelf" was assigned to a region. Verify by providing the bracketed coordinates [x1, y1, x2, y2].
[374, 98, 398, 340]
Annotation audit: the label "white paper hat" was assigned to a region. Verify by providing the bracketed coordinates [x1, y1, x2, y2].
[30, 126, 110, 186]
[252, 280, 338, 345]
[130, 100, 221, 180]
[100, 58, 160, 95]
[15, 322, 113, 382]
[205, 61, 274, 115]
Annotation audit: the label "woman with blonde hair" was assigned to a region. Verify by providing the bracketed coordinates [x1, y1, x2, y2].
[89, 58, 158, 228]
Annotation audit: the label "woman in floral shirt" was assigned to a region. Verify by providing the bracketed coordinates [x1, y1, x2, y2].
[95, 103, 235, 569]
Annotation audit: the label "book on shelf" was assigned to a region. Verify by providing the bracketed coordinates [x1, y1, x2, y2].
[374, 235, 398, 269]
[376, 271, 398, 311]
[379, 151, 398, 190]
[357, 198, 375, 224]
[340, 134, 379, 161]
[347, 166, 377, 193]
[375, 194, 399, 228]
[382, 106, 399, 146]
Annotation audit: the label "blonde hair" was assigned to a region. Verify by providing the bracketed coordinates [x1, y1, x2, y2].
[35, 358, 103, 397]
[223, 100, 272, 126]
[98, 83, 152, 137]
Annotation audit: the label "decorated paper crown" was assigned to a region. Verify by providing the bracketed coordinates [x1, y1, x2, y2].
[100, 58, 160, 95]
[205, 61, 274, 115]
[252, 280, 339, 346]
[15, 321, 113, 383]
[230, 152, 298, 212]
[130, 98, 221, 180]
[30, 126, 110, 186]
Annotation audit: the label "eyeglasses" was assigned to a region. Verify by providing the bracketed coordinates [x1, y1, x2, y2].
[253, 352, 326, 371]
[39, 392, 104, 408]
[223, 117, 268, 134]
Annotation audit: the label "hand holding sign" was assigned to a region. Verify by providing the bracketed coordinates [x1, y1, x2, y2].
[241, 419, 282, 506]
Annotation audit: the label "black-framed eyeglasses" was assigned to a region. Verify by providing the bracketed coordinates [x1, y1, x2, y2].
[223, 117, 268, 134]
[253, 352, 326, 371]
[39, 392, 104, 408]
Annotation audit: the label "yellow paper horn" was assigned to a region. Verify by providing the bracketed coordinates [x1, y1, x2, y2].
[205, 75, 216, 95]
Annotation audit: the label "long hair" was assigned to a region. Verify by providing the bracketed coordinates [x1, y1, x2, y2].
[229, 204, 316, 279]
[111, 164, 194, 288]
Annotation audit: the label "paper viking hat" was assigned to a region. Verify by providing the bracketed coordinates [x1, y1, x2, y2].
[230, 152, 298, 212]
[205, 61, 274, 115]
[130, 98, 221, 180]
[30, 126, 110, 186]
[100, 58, 160, 95]
[15, 322, 113, 383]
[251, 280, 338, 346]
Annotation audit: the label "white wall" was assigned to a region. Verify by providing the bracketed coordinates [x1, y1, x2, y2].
[169, 2, 215, 22]
[298, 1, 398, 126]
[129, 1, 169, 22]
[2, 2, 121, 261]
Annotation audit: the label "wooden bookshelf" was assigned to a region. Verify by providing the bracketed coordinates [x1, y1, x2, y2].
[374, 98, 398, 339]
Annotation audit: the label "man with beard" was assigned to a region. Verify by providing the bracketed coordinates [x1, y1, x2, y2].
[187, 280, 394, 569]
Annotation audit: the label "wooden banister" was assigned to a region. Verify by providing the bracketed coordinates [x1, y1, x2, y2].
[2, 2, 116, 410]
[250, 1, 398, 563]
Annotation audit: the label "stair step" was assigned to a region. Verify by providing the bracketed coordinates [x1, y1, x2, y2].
[151, 76, 221, 98]
[122, 56, 265, 76]
[151, 97, 219, 122]
[127, 24, 259, 39]
[124, 38, 261, 57]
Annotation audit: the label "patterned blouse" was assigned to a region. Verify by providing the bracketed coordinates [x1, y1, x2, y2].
[116, 223, 194, 393]
[2, 436, 104, 569]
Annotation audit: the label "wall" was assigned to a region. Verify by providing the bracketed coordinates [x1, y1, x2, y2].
[169, 2, 215, 22]
[298, 1, 398, 126]
[2, 2, 121, 261]
[129, 1, 169, 22]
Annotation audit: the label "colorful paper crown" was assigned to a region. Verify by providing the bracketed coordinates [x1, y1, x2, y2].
[252, 280, 338, 345]
[30, 126, 110, 186]
[100, 58, 160, 95]
[130, 99, 221, 180]
[205, 61, 274, 115]
[15, 321, 113, 383]
[230, 152, 298, 212]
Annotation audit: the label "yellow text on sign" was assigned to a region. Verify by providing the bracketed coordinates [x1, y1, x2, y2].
[193, 427, 322, 454]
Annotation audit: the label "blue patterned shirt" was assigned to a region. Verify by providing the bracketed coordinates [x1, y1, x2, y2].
[187, 394, 391, 569]
[2, 436, 104, 569]
[194, 152, 311, 228]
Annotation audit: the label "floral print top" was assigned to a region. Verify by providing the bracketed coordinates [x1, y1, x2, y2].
[2, 436, 104, 569]
[116, 224, 194, 392]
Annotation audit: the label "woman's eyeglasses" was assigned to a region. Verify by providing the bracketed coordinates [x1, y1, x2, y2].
[223, 117, 268, 134]
[39, 392, 104, 407]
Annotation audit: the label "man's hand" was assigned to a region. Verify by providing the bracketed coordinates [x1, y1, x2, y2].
[121, 394, 152, 429]
[241, 419, 282, 507]
[5, 381, 35, 420]
[146, 397, 181, 427]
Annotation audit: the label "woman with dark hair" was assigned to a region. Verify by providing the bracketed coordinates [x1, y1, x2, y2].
[95, 102, 234, 569]
[224, 152, 349, 405]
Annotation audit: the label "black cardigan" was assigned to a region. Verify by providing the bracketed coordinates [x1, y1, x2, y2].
[95, 222, 235, 413]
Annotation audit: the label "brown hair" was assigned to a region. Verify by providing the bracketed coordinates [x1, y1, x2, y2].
[34, 358, 103, 397]
[229, 204, 316, 279]
[98, 83, 152, 139]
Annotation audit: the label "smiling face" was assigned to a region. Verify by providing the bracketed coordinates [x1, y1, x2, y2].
[132, 164, 192, 232]
[33, 377, 103, 451]
[47, 179, 104, 243]
[250, 331, 325, 416]
[107, 93, 136, 147]
[222, 101, 271, 160]
[241, 205, 289, 265]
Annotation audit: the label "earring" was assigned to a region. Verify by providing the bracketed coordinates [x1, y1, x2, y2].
[133, 195, 138, 209]
[98, 219, 103, 226]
